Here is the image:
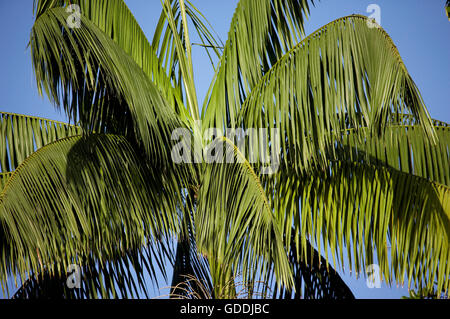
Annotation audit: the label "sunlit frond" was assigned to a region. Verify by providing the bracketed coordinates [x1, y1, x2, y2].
[153, 0, 222, 120]
[195, 137, 293, 297]
[33, 0, 186, 116]
[271, 159, 450, 294]
[239, 15, 435, 175]
[203, 0, 314, 128]
[335, 120, 450, 186]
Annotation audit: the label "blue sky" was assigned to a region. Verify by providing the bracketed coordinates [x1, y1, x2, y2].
[0, 0, 449, 299]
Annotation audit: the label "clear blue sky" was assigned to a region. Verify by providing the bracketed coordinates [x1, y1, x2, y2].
[0, 0, 449, 299]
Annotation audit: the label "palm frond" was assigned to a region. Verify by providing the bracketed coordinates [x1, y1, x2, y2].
[272, 236, 354, 299]
[157, 0, 225, 121]
[11, 244, 169, 299]
[153, 0, 222, 116]
[0, 112, 81, 173]
[0, 134, 180, 290]
[195, 137, 293, 297]
[202, 0, 315, 128]
[335, 120, 450, 186]
[30, 6, 187, 172]
[33, 0, 186, 115]
[273, 160, 450, 294]
[238, 15, 435, 175]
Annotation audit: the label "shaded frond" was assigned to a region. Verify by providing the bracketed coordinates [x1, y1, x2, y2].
[0, 134, 181, 289]
[272, 236, 355, 299]
[335, 122, 450, 186]
[11, 244, 169, 299]
[33, 0, 185, 114]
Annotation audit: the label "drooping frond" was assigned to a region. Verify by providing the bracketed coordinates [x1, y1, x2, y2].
[202, 0, 315, 128]
[0, 112, 81, 173]
[30, 6, 187, 171]
[33, 0, 186, 118]
[335, 120, 450, 186]
[272, 236, 355, 299]
[195, 137, 293, 297]
[238, 15, 435, 175]
[0, 134, 181, 290]
[272, 160, 450, 294]
[11, 244, 167, 299]
[265, 118, 450, 295]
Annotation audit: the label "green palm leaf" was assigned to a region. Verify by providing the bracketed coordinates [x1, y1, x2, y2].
[335, 120, 450, 185]
[0, 134, 180, 290]
[265, 118, 450, 295]
[33, 0, 186, 117]
[271, 159, 450, 294]
[195, 137, 293, 298]
[0, 112, 81, 173]
[31, 6, 185, 168]
[203, 0, 314, 128]
[153, 0, 222, 121]
[239, 15, 435, 175]
[11, 244, 167, 299]
[272, 236, 355, 299]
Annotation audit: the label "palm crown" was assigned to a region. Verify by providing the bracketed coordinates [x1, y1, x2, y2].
[0, 0, 449, 299]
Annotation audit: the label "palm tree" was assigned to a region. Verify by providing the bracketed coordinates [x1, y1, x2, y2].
[0, 0, 449, 299]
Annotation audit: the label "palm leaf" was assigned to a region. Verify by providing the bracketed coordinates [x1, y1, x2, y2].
[0, 134, 181, 290]
[238, 15, 435, 175]
[195, 137, 293, 297]
[335, 120, 450, 186]
[11, 244, 169, 299]
[33, 0, 187, 119]
[30, 6, 187, 171]
[266, 118, 449, 295]
[153, 0, 222, 121]
[0, 112, 81, 173]
[203, 0, 315, 128]
[272, 236, 355, 299]
[272, 160, 450, 294]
